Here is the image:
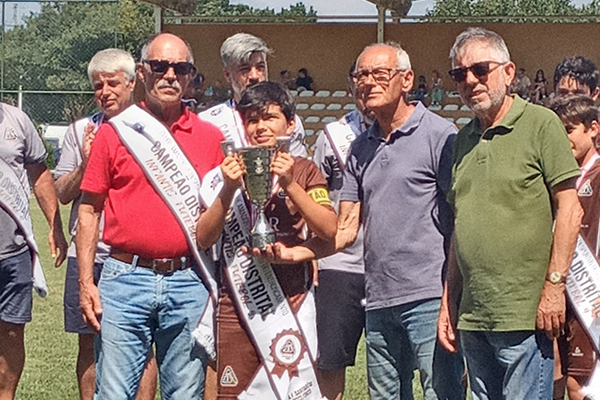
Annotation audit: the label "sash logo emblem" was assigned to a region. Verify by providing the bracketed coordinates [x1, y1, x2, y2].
[281, 339, 296, 356]
[210, 173, 222, 190]
[270, 329, 305, 378]
[4, 127, 16, 140]
[211, 107, 222, 117]
[579, 179, 593, 197]
[220, 365, 238, 387]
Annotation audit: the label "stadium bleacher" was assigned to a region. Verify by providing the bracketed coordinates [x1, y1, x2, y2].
[198, 89, 475, 151]
[293, 90, 475, 149]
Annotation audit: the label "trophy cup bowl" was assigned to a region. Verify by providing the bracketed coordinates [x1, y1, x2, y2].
[238, 145, 277, 250]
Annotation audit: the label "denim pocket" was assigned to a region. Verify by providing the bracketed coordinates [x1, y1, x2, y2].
[99, 258, 135, 282]
[186, 266, 204, 284]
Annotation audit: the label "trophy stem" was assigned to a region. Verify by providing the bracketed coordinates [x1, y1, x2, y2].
[251, 208, 276, 250]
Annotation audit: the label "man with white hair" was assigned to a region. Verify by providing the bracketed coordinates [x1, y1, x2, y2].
[311, 62, 372, 400]
[438, 27, 582, 399]
[254, 42, 465, 400]
[199, 32, 307, 157]
[54, 48, 157, 400]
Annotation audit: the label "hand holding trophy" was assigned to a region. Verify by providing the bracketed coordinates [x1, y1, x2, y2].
[220, 137, 291, 250]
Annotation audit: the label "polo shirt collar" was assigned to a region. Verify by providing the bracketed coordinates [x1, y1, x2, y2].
[468, 94, 526, 138]
[172, 105, 194, 132]
[139, 101, 194, 133]
[367, 101, 426, 142]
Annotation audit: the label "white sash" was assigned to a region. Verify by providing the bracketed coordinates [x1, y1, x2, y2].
[323, 110, 364, 168]
[201, 165, 324, 400]
[109, 105, 219, 359]
[0, 157, 47, 297]
[567, 236, 600, 395]
[199, 100, 248, 150]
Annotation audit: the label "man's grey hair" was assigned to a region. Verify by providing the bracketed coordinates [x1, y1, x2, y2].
[220, 33, 272, 69]
[140, 33, 194, 64]
[87, 48, 136, 84]
[449, 27, 511, 66]
[357, 41, 412, 71]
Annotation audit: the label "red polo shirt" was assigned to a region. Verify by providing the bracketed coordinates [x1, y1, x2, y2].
[81, 104, 224, 259]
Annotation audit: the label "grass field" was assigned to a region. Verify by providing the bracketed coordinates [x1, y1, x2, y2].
[18, 202, 425, 399]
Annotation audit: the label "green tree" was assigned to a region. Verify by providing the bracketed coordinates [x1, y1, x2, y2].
[173, 0, 317, 22]
[0, 0, 317, 124]
[426, 0, 596, 22]
[2, 0, 155, 122]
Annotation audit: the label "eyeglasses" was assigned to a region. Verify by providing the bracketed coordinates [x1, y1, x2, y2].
[143, 59, 196, 76]
[352, 67, 405, 86]
[448, 61, 507, 83]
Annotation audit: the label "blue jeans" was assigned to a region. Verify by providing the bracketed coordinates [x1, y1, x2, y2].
[460, 330, 553, 400]
[94, 257, 209, 400]
[366, 298, 465, 400]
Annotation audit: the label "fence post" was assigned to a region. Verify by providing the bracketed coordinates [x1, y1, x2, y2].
[154, 5, 162, 33]
[377, 5, 385, 43]
[17, 84, 22, 110]
[1, 1, 4, 101]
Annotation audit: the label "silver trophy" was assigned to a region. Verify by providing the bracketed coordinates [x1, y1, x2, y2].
[221, 138, 291, 250]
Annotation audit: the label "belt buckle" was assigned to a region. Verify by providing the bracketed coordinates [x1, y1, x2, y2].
[152, 258, 176, 275]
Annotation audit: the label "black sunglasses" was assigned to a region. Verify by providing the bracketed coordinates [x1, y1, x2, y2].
[143, 59, 196, 76]
[448, 61, 507, 83]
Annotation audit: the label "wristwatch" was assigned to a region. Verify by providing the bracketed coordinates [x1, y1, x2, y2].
[546, 271, 567, 285]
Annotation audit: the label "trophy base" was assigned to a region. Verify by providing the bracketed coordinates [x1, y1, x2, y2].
[251, 232, 276, 251]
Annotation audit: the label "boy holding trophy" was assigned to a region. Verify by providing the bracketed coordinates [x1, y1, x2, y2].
[197, 81, 336, 400]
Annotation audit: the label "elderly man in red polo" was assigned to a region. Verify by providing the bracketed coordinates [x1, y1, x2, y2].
[77, 33, 224, 399]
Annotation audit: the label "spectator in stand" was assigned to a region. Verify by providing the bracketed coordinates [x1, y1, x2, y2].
[533, 69, 549, 104]
[430, 70, 445, 106]
[415, 75, 428, 103]
[296, 67, 314, 91]
[510, 67, 532, 100]
[208, 79, 230, 105]
[213, 80, 231, 103]
[279, 69, 296, 90]
[183, 72, 205, 112]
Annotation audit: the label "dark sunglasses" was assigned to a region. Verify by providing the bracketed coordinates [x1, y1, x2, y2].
[448, 61, 507, 83]
[143, 59, 196, 76]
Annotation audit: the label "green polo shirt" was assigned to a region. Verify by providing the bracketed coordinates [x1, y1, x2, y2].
[449, 95, 579, 331]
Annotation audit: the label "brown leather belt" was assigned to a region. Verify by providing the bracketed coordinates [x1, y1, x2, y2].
[110, 251, 192, 275]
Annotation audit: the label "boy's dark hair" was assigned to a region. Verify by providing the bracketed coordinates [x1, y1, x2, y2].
[238, 81, 296, 123]
[549, 94, 598, 130]
[553, 56, 599, 93]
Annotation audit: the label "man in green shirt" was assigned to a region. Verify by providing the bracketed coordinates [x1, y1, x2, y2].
[438, 27, 583, 399]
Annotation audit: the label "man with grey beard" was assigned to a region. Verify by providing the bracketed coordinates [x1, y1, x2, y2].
[199, 32, 307, 157]
[438, 27, 582, 399]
